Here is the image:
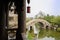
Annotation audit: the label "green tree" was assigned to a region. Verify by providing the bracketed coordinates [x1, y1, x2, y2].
[51, 16, 60, 27]
[44, 14, 54, 23]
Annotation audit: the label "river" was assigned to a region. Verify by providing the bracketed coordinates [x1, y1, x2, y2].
[28, 29, 60, 40]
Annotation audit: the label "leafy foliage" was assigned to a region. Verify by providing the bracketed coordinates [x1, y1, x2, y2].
[35, 11, 60, 27]
[51, 16, 60, 27]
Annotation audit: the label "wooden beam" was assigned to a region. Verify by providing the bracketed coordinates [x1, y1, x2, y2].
[0, 1, 8, 40]
[15, 0, 26, 40]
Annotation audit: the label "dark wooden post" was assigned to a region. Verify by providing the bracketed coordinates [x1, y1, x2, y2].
[0, 1, 8, 40]
[15, 0, 26, 40]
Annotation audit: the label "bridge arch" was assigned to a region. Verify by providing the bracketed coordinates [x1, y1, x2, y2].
[26, 19, 51, 29]
[35, 22, 44, 29]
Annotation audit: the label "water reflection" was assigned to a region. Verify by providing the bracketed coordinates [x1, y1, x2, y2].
[38, 29, 60, 40]
[8, 28, 60, 40]
[28, 29, 60, 40]
[39, 36, 55, 40]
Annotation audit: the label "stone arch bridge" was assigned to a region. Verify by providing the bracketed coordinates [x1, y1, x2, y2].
[26, 19, 51, 29]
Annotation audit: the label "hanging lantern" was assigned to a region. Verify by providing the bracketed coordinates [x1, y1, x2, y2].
[27, 0, 31, 13]
[27, 0, 30, 4]
[27, 6, 30, 13]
